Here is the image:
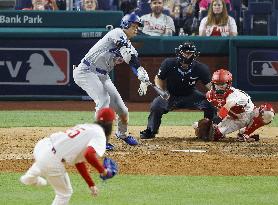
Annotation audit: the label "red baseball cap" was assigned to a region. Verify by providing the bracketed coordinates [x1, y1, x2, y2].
[96, 108, 116, 122]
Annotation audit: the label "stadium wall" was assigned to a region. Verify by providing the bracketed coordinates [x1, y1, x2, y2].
[0, 11, 277, 101]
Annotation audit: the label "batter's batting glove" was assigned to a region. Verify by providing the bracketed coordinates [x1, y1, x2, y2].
[138, 82, 148, 96]
[137, 66, 149, 83]
[100, 157, 118, 180]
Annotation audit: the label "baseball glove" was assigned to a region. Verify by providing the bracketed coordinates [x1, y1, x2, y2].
[194, 118, 214, 141]
[100, 157, 118, 180]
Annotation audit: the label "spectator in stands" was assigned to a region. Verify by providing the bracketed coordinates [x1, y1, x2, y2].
[199, 0, 231, 11]
[169, 0, 200, 36]
[98, 0, 118, 10]
[22, 0, 58, 10]
[56, 0, 66, 10]
[120, 0, 137, 15]
[141, 0, 175, 36]
[15, 0, 32, 10]
[82, 0, 98, 10]
[181, 0, 200, 35]
[199, 0, 237, 36]
[163, 0, 175, 14]
[165, 0, 199, 17]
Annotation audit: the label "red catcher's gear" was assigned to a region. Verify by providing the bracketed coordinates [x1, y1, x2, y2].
[96, 108, 116, 122]
[206, 89, 233, 109]
[244, 103, 275, 135]
[211, 69, 232, 97]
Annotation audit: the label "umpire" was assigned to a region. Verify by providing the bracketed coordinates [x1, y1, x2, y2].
[140, 42, 216, 139]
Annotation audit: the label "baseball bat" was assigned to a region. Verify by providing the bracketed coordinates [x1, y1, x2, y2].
[131, 66, 170, 100]
[147, 81, 170, 100]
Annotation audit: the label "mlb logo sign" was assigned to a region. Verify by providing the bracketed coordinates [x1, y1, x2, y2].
[252, 61, 278, 76]
[0, 48, 69, 85]
[248, 50, 278, 86]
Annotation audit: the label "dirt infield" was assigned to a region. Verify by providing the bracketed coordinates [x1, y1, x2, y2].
[0, 101, 278, 176]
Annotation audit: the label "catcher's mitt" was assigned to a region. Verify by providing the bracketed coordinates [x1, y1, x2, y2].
[100, 157, 118, 180]
[194, 118, 214, 141]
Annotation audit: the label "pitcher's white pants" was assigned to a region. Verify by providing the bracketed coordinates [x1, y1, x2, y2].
[20, 138, 73, 205]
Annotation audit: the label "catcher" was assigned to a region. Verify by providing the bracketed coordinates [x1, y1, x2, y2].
[20, 108, 118, 205]
[194, 69, 275, 142]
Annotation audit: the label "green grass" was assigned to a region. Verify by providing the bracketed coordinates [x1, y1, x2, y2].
[2, 173, 278, 205]
[1, 110, 278, 204]
[0, 110, 277, 127]
[0, 111, 204, 127]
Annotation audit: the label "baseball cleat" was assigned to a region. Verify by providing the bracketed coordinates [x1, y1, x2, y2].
[20, 175, 47, 186]
[116, 134, 138, 145]
[106, 143, 115, 151]
[250, 134, 260, 141]
[140, 129, 155, 139]
[122, 135, 138, 145]
[237, 134, 257, 142]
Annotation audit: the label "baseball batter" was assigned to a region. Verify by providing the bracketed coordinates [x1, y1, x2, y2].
[20, 108, 116, 205]
[207, 69, 275, 141]
[73, 13, 150, 148]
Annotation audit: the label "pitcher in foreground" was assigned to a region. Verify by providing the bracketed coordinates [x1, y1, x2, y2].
[20, 108, 118, 205]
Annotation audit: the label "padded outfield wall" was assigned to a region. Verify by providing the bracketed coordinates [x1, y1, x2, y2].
[0, 11, 277, 101]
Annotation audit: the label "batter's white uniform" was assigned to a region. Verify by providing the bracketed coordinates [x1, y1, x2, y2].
[141, 13, 175, 36]
[73, 28, 137, 137]
[21, 124, 106, 205]
[216, 87, 256, 135]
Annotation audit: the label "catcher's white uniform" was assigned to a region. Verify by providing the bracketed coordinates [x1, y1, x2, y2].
[73, 28, 138, 137]
[20, 124, 106, 205]
[213, 87, 255, 135]
[208, 87, 275, 138]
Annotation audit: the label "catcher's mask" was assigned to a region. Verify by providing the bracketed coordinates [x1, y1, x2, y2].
[175, 42, 199, 65]
[212, 69, 232, 96]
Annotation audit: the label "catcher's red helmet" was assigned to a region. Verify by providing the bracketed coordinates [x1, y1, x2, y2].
[211, 69, 232, 95]
[97, 108, 116, 122]
[212, 69, 232, 84]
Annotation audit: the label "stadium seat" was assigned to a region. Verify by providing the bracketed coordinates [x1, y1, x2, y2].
[230, 0, 242, 29]
[243, 2, 274, 35]
[249, 0, 278, 35]
[15, 0, 30, 10]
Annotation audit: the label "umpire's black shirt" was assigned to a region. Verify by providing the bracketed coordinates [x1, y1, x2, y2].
[157, 58, 211, 96]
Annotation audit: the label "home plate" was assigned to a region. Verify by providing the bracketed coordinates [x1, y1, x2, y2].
[171, 149, 207, 153]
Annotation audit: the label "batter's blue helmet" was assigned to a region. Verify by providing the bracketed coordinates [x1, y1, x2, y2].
[120, 13, 143, 29]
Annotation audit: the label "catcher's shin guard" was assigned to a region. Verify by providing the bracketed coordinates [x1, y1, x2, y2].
[244, 103, 275, 135]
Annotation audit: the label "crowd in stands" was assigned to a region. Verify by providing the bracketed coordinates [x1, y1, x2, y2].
[3, 0, 276, 36]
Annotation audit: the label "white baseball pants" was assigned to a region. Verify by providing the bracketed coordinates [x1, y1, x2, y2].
[20, 138, 73, 205]
[73, 64, 129, 136]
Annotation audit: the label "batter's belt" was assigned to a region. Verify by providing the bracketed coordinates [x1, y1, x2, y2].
[82, 59, 108, 75]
